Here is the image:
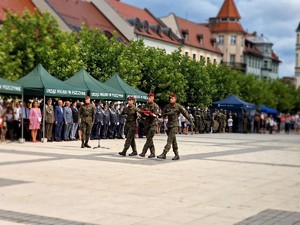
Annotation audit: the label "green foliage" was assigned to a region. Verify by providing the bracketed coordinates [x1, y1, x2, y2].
[0, 10, 299, 112]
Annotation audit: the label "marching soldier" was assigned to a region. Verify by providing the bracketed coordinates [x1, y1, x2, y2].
[119, 97, 139, 156]
[205, 109, 211, 133]
[139, 93, 159, 158]
[157, 94, 194, 160]
[79, 96, 95, 148]
[194, 108, 201, 133]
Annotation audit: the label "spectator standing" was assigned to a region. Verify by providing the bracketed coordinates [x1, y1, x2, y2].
[228, 116, 233, 133]
[101, 105, 110, 139]
[13, 101, 22, 140]
[54, 100, 64, 141]
[117, 103, 125, 139]
[108, 102, 117, 139]
[276, 114, 281, 134]
[70, 101, 79, 140]
[0, 114, 7, 142]
[268, 115, 275, 134]
[29, 101, 42, 142]
[253, 112, 260, 133]
[45, 98, 54, 142]
[63, 101, 73, 141]
[5, 108, 14, 142]
[21, 101, 30, 141]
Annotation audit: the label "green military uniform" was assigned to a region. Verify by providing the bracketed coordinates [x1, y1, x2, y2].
[119, 105, 138, 156]
[194, 109, 201, 133]
[79, 103, 95, 148]
[158, 103, 193, 160]
[200, 109, 205, 133]
[205, 110, 211, 133]
[139, 102, 159, 158]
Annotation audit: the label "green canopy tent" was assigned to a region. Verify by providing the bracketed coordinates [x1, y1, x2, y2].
[104, 73, 147, 102]
[16, 64, 87, 142]
[0, 78, 24, 142]
[64, 69, 124, 101]
[0, 77, 23, 95]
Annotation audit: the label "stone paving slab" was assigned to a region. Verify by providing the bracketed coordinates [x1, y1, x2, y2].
[0, 133, 299, 225]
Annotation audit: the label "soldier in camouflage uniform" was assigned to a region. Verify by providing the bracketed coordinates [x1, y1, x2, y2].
[193, 108, 201, 133]
[139, 93, 159, 158]
[205, 109, 211, 133]
[157, 94, 194, 160]
[199, 109, 206, 133]
[79, 96, 95, 148]
[119, 97, 139, 157]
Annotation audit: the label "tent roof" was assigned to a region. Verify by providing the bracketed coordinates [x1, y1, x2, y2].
[64, 69, 124, 100]
[0, 77, 23, 95]
[16, 64, 86, 98]
[212, 94, 256, 110]
[104, 73, 147, 102]
[259, 105, 278, 115]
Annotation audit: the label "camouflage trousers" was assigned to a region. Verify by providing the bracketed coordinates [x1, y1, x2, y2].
[141, 125, 156, 154]
[164, 126, 178, 153]
[123, 125, 136, 152]
[81, 122, 93, 141]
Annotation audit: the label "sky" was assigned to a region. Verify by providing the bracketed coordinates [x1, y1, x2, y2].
[122, 0, 300, 78]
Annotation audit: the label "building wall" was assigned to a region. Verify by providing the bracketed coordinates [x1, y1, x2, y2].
[141, 36, 180, 54]
[215, 32, 244, 64]
[181, 46, 221, 64]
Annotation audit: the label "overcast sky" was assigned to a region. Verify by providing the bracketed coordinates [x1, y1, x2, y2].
[122, 0, 300, 78]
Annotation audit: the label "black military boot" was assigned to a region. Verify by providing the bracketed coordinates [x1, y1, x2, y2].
[119, 150, 127, 156]
[81, 140, 85, 148]
[139, 152, 146, 157]
[172, 150, 180, 160]
[157, 150, 167, 159]
[148, 147, 155, 158]
[84, 140, 91, 148]
[129, 151, 137, 156]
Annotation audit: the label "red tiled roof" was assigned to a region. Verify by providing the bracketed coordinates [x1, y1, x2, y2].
[107, 0, 180, 46]
[46, 0, 128, 42]
[208, 21, 245, 33]
[217, 0, 241, 19]
[174, 16, 222, 55]
[0, 0, 35, 23]
[244, 46, 263, 58]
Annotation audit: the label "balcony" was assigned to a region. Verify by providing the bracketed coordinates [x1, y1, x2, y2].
[221, 62, 247, 73]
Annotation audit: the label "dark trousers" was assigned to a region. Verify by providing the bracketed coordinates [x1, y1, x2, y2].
[118, 123, 125, 138]
[109, 123, 117, 138]
[45, 123, 53, 141]
[91, 122, 102, 139]
[13, 120, 21, 139]
[101, 124, 109, 138]
[55, 122, 63, 141]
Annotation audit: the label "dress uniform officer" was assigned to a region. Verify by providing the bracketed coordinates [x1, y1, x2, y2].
[119, 97, 139, 156]
[157, 94, 194, 160]
[139, 93, 159, 158]
[79, 96, 95, 148]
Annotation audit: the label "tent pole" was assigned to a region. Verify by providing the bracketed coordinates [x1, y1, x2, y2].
[43, 95, 46, 143]
[21, 93, 24, 143]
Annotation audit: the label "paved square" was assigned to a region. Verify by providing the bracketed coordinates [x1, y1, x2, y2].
[0, 133, 299, 225]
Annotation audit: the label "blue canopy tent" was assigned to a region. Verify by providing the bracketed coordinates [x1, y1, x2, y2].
[259, 105, 278, 118]
[211, 94, 256, 112]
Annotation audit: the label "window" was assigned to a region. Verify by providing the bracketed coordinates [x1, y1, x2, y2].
[193, 54, 196, 60]
[296, 54, 299, 66]
[298, 34, 300, 44]
[230, 35, 237, 45]
[218, 35, 224, 45]
[207, 57, 210, 63]
[213, 59, 217, 64]
[264, 60, 268, 68]
[200, 55, 204, 61]
[230, 54, 235, 65]
[185, 52, 189, 56]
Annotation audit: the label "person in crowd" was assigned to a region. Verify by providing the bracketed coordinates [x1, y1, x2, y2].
[63, 101, 73, 141]
[45, 98, 54, 142]
[13, 101, 22, 140]
[92, 100, 104, 140]
[285, 113, 292, 134]
[260, 112, 267, 134]
[139, 92, 159, 158]
[21, 101, 30, 141]
[29, 100, 42, 142]
[117, 103, 125, 139]
[232, 113, 239, 133]
[187, 110, 194, 135]
[157, 94, 194, 160]
[276, 113, 281, 134]
[228, 115, 233, 133]
[0, 113, 7, 142]
[295, 113, 300, 135]
[79, 96, 95, 148]
[5, 108, 14, 142]
[70, 101, 79, 141]
[268, 115, 275, 134]
[54, 100, 64, 141]
[101, 105, 110, 139]
[119, 97, 139, 157]
[253, 112, 260, 133]
[108, 102, 117, 139]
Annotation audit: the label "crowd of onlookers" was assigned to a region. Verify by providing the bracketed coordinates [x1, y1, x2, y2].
[0, 97, 299, 144]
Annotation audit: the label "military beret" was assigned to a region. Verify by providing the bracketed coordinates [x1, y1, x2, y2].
[85, 95, 90, 99]
[169, 94, 177, 98]
[148, 92, 154, 97]
[128, 96, 135, 101]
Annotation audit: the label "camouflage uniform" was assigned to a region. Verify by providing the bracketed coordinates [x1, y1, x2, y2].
[158, 103, 193, 160]
[199, 109, 206, 133]
[205, 110, 211, 133]
[139, 102, 159, 158]
[79, 103, 95, 148]
[194, 109, 201, 133]
[119, 105, 138, 156]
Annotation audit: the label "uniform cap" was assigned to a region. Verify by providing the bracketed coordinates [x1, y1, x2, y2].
[128, 96, 135, 101]
[148, 92, 154, 97]
[169, 94, 177, 98]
